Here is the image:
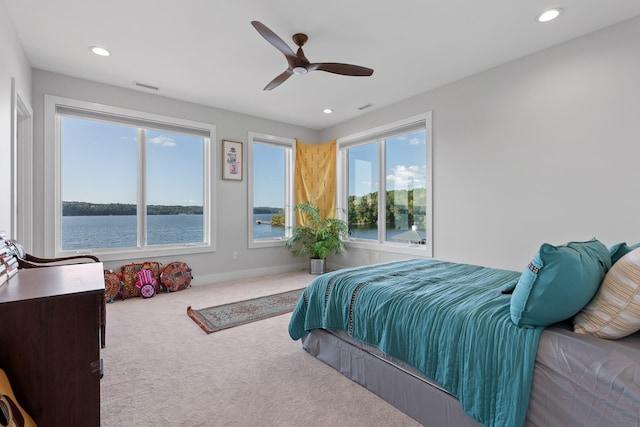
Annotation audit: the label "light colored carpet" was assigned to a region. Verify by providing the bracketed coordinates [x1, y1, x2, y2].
[100, 269, 421, 427]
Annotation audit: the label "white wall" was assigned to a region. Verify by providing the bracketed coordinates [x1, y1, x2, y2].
[322, 16, 640, 271]
[0, 0, 32, 238]
[31, 71, 318, 283]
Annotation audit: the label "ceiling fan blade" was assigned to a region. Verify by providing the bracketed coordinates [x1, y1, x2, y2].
[264, 69, 293, 91]
[251, 21, 297, 67]
[308, 63, 374, 76]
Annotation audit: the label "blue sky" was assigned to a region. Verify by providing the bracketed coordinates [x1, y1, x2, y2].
[62, 117, 425, 209]
[62, 117, 203, 206]
[252, 143, 285, 208]
[349, 130, 427, 196]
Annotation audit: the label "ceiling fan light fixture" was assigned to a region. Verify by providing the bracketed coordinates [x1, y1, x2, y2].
[536, 8, 563, 23]
[90, 46, 110, 57]
[292, 66, 308, 75]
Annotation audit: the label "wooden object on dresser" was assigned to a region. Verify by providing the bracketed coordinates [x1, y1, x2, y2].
[0, 262, 104, 426]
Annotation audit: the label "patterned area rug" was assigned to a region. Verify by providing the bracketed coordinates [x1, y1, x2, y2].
[187, 288, 305, 334]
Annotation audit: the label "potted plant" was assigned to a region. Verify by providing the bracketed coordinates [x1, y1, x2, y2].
[285, 202, 349, 274]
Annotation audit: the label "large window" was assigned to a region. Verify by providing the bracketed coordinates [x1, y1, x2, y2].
[247, 132, 295, 248]
[46, 96, 215, 258]
[338, 113, 432, 255]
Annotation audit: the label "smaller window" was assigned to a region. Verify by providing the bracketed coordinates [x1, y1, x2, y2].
[247, 132, 295, 248]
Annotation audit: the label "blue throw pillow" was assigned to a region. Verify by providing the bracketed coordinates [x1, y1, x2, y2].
[510, 239, 611, 328]
[609, 242, 640, 265]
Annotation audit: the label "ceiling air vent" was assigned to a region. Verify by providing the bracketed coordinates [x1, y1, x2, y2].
[134, 82, 159, 91]
[358, 103, 373, 111]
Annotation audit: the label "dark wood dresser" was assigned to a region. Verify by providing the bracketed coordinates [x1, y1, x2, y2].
[0, 262, 104, 426]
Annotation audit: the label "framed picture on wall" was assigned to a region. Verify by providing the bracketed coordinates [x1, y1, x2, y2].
[222, 140, 243, 181]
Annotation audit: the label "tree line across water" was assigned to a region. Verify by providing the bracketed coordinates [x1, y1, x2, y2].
[62, 201, 203, 216]
[349, 188, 426, 228]
[63, 187, 425, 224]
[255, 188, 427, 229]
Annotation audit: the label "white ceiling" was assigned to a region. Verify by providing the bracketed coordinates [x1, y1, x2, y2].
[5, 0, 640, 130]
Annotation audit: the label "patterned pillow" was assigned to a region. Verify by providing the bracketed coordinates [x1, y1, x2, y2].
[160, 262, 193, 292]
[120, 262, 161, 299]
[104, 270, 121, 303]
[574, 248, 640, 339]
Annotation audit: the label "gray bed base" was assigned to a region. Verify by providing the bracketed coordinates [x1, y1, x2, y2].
[302, 326, 640, 427]
[302, 329, 480, 426]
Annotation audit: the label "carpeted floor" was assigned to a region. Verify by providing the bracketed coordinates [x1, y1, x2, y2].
[100, 269, 421, 426]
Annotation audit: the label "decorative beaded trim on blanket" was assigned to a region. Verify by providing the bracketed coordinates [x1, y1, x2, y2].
[346, 261, 448, 335]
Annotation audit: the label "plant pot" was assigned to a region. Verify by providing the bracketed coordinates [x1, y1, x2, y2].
[309, 258, 326, 275]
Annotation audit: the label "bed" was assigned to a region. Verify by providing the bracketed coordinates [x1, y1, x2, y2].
[288, 246, 640, 427]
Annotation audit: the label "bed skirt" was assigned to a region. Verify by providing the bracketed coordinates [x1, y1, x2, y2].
[301, 328, 480, 427]
[301, 325, 640, 427]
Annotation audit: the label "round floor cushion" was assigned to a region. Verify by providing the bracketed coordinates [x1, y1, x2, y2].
[160, 262, 193, 292]
[104, 270, 121, 303]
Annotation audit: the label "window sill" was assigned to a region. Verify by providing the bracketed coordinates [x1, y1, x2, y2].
[57, 242, 215, 263]
[249, 237, 287, 249]
[346, 239, 433, 257]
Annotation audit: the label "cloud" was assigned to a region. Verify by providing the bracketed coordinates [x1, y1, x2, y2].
[148, 135, 176, 148]
[386, 165, 427, 189]
[393, 133, 425, 146]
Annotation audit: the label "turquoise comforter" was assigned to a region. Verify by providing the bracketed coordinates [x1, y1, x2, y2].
[289, 259, 543, 427]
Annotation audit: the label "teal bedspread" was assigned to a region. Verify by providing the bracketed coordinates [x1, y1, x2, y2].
[289, 259, 544, 427]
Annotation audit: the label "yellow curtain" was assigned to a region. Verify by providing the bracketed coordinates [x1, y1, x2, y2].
[295, 139, 336, 225]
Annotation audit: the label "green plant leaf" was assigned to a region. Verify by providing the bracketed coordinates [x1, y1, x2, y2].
[285, 202, 348, 259]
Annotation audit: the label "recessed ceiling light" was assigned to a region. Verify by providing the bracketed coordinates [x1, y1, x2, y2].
[90, 46, 110, 57]
[323, 108, 333, 114]
[536, 8, 563, 23]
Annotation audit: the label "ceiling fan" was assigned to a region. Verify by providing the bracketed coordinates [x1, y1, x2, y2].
[251, 21, 374, 91]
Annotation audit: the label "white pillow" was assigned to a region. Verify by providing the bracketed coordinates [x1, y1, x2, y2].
[574, 248, 640, 339]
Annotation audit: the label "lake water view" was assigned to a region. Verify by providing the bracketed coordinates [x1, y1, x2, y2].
[254, 214, 421, 242]
[62, 214, 205, 250]
[62, 214, 422, 250]
[63, 214, 290, 249]
[253, 213, 285, 239]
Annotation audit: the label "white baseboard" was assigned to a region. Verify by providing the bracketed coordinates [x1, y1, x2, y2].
[190, 262, 307, 286]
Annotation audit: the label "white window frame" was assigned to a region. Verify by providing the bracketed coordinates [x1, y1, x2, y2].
[247, 131, 295, 248]
[44, 95, 216, 261]
[337, 112, 433, 257]
[11, 78, 34, 251]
